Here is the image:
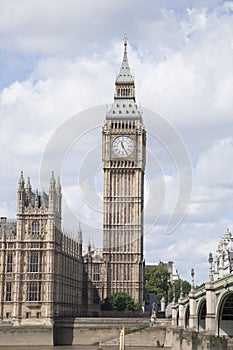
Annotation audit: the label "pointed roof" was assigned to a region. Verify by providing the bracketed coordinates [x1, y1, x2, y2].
[223, 228, 232, 239]
[116, 34, 134, 84]
[56, 176, 61, 192]
[106, 35, 142, 119]
[50, 171, 56, 189]
[87, 238, 91, 254]
[77, 222, 82, 243]
[18, 171, 25, 188]
[26, 177, 31, 191]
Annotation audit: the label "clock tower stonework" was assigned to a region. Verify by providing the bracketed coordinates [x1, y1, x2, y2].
[102, 38, 146, 307]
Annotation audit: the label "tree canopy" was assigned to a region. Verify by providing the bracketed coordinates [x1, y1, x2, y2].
[145, 265, 191, 304]
[101, 292, 140, 312]
[168, 279, 191, 303]
[145, 265, 171, 302]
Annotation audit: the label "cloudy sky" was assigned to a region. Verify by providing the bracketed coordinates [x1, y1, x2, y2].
[0, 0, 233, 284]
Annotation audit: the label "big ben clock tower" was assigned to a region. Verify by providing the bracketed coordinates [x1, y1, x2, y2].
[102, 37, 146, 307]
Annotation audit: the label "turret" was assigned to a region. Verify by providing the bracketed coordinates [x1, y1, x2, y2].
[17, 171, 25, 213]
[77, 222, 83, 257]
[87, 238, 91, 256]
[25, 177, 32, 204]
[35, 189, 39, 208]
[213, 228, 233, 279]
[56, 177, 62, 215]
[49, 171, 56, 212]
[77, 222, 83, 244]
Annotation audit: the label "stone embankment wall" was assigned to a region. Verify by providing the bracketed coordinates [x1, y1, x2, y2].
[54, 318, 169, 347]
[0, 318, 230, 349]
[165, 327, 228, 350]
[0, 325, 54, 346]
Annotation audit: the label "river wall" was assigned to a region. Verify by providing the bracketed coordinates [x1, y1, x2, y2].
[0, 318, 229, 349]
[54, 318, 167, 347]
[0, 324, 54, 346]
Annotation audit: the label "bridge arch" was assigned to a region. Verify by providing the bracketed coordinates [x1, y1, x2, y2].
[216, 290, 233, 336]
[196, 297, 206, 331]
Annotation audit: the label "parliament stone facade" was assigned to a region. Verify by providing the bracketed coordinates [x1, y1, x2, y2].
[0, 38, 146, 325]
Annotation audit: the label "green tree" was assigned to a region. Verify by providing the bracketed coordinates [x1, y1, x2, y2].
[168, 279, 192, 303]
[145, 266, 171, 302]
[101, 292, 140, 312]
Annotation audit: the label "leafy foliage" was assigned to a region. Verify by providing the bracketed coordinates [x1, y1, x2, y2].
[145, 266, 191, 304]
[145, 265, 171, 302]
[101, 292, 140, 312]
[168, 279, 191, 302]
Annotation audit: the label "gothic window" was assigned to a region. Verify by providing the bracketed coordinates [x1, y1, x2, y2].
[116, 265, 119, 280]
[83, 267, 88, 281]
[93, 264, 100, 281]
[93, 288, 100, 304]
[82, 287, 87, 304]
[32, 221, 40, 236]
[128, 266, 131, 280]
[27, 281, 41, 301]
[123, 265, 127, 280]
[28, 251, 41, 272]
[6, 282, 12, 301]
[7, 253, 13, 272]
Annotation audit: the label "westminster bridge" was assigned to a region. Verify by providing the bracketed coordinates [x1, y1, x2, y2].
[172, 273, 233, 337]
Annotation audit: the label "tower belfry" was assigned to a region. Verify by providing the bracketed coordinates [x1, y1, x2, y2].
[102, 37, 146, 307]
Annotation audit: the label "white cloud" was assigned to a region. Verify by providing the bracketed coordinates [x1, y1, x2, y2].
[195, 138, 233, 188]
[0, 1, 233, 284]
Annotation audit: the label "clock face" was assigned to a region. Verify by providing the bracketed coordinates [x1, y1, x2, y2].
[112, 136, 134, 157]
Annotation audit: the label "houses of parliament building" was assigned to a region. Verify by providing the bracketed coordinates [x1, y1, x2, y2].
[0, 38, 146, 325]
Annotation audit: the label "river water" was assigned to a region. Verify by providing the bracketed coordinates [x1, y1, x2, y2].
[0, 347, 166, 349]
[0, 348, 166, 350]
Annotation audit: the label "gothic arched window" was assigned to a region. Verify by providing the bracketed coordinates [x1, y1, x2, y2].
[32, 221, 40, 236]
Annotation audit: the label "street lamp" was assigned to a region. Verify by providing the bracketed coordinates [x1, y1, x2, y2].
[191, 268, 195, 290]
[208, 252, 214, 282]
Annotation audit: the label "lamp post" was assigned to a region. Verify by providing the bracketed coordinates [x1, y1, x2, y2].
[208, 252, 214, 282]
[172, 282, 176, 304]
[191, 268, 195, 290]
[180, 279, 183, 299]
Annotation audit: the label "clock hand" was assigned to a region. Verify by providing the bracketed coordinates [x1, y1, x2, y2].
[121, 141, 128, 155]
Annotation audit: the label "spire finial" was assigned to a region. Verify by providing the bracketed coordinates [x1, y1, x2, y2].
[56, 176, 61, 192]
[115, 34, 134, 88]
[77, 222, 83, 243]
[88, 238, 91, 254]
[50, 171, 56, 187]
[123, 33, 128, 50]
[18, 171, 25, 188]
[26, 177, 31, 190]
